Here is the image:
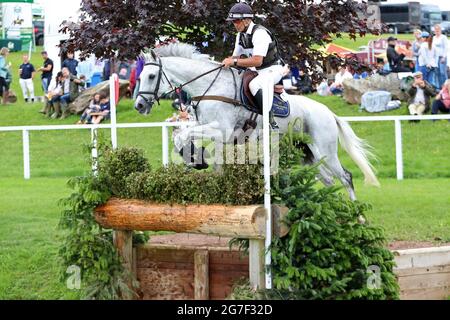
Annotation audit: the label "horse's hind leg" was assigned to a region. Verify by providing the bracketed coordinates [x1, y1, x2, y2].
[304, 143, 335, 186]
[324, 155, 357, 201]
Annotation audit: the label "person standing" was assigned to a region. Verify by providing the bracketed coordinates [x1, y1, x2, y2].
[62, 52, 79, 76]
[133, 56, 145, 100]
[38, 51, 53, 94]
[0, 47, 11, 105]
[418, 32, 439, 90]
[412, 29, 423, 72]
[19, 54, 36, 103]
[433, 24, 448, 89]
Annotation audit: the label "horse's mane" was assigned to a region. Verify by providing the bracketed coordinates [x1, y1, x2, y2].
[143, 42, 217, 63]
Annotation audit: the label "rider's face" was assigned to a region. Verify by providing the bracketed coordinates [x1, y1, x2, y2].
[232, 19, 246, 32]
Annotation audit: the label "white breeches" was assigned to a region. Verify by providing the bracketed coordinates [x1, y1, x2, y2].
[248, 65, 285, 113]
[19, 78, 35, 99]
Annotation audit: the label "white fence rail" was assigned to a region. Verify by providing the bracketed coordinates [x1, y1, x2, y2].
[1, 114, 450, 181]
[0, 122, 195, 180]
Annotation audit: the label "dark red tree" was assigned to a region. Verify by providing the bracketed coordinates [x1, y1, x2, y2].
[60, 0, 381, 82]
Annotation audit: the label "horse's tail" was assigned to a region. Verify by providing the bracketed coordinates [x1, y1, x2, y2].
[333, 114, 380, 187]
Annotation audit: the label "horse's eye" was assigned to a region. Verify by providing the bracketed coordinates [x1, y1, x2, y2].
[149, 74, 156, 80]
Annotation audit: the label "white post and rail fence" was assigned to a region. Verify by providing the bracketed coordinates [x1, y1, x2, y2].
[2, 114, 450, 182]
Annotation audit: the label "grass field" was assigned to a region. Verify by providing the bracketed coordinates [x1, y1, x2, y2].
[1, 35, 450, 299]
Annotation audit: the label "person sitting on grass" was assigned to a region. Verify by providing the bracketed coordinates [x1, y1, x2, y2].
[330, 66, 353, 95]
[431, 79, 450, 118]
[90, 95, 110, 124]
[407, 71, 436, 118]
[76, 93, 102, 124]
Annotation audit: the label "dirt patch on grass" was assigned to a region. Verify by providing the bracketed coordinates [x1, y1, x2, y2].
[388, 241, 450, 250]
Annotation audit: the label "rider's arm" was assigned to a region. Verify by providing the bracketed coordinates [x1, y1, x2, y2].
[234, 56, 264, 68]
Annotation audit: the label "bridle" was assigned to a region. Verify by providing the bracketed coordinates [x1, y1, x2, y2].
[137, 56, 175, 105]
[137, 54, 225, 110]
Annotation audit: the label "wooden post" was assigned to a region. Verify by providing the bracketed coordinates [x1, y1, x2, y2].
[249, 239, 265, 290]
[113, 230, 134, 299]
[194, 250, 209, 300]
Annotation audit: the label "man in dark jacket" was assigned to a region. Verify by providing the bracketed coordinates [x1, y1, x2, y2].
[386, 37, 411, 73]
[62, 52, 79, 76]
[407, 71, 436, 116]
[297, 69, 313, 94]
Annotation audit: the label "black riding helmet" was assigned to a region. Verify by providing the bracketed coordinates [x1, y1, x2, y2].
[226, 2, 254, 21]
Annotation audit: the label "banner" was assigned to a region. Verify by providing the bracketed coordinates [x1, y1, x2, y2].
[2, 2, 33, 49]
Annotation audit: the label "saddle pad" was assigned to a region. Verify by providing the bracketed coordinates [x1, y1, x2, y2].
[271, 94, 290, 118]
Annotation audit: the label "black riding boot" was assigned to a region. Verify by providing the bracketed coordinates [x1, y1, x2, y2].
[254, 89, 278, 130]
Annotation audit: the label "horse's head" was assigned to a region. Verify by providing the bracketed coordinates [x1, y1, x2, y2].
[135, 50, 171, 115]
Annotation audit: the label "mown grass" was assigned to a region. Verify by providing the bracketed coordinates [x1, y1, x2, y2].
[0, 178, 81, 299]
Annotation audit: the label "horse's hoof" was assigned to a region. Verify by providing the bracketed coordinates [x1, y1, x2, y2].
[193, 163, 209, 170]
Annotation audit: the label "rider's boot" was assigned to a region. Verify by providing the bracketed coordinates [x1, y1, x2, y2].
[254, 89, 278, 130]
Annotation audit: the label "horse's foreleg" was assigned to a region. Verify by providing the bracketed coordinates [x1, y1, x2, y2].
[173, 122, 226, 169]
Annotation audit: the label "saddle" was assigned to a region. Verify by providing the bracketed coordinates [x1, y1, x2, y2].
[240, 70, 290, 118]
[190, 69, 290, 118]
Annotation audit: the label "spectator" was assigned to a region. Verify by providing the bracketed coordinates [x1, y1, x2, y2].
[296, 69, 313, 94]
[118, 60, 131, 80]
[60, 67, 85, 118]
[418, 32, 439, 89]
[407, 71, 436, 117]
[128, 66, 136, 98]
[76, 58, 94, 88]
[133, 57, 145, 100]
[78, 75, 87, 92]
[48, 68, 85, 119]
[38, 51, 53, 94]
[18, 54, 36, 103]
[433, 24, 448, 89]
[62, 52, 79, 76]
[386, 36, 411, 72]
[316, 78, 331, 96]
[412, 29, 423, 72]
[353, 67, 369, 79]
[76, 93, 102, 124]
[166, 105, 195, 139]
[431, 79, 450, 117]
[102, 59, 111, 81]
[43, 71, 64, 118]
[330, 66, 352, 95]
[0, 47, 10, 105]
[91, 95, 110, 124]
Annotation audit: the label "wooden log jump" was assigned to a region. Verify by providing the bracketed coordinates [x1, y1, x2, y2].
[95, 198, 289, 239]
[94, 198, 290, 298]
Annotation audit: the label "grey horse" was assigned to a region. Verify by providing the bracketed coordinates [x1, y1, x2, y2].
[134, 43, 379, 200]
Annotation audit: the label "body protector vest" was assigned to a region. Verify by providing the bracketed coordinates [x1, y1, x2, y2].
[238, 24, 284, 70]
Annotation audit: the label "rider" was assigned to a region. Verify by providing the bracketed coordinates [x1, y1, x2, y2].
[222, 2, 287, 129]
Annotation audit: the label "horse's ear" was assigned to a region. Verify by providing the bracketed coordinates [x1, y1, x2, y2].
[150, 50, 157, 61]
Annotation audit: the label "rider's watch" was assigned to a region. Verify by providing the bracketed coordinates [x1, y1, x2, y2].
[233, 58, 238, 67]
